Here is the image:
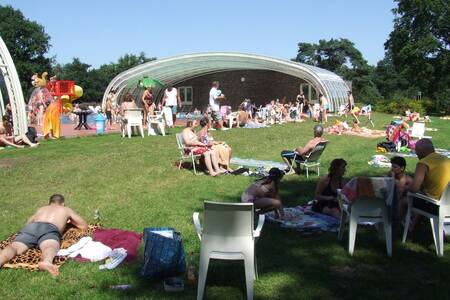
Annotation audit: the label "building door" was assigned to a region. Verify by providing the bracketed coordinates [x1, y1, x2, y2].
[179, 86, 193, 105]
[300, 83, 318, 103]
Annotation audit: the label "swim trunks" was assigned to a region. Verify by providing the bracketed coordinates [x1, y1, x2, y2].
[14, 222, 61, 248]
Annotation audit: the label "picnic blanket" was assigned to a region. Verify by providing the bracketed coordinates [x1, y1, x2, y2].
[0, 224, 99, 271]
[230, 157, 288, 170]
[341, 129, 385, 138]
[266, 205, 339, 233]
[242, 123, 271, 129]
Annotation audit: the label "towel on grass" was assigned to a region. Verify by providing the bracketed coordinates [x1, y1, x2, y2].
[266, 205, 339, 234]
[93, 228, 142, 262]
[0, 224, 99, 271]
[230, 157, 288, 170]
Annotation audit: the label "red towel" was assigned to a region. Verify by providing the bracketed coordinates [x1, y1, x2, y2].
[93, 228, 142, 262]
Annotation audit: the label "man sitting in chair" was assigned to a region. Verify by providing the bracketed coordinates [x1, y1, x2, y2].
[281, 125, 326, 174]
[409, 139, 450, 200]
[407, 139, 450, 230]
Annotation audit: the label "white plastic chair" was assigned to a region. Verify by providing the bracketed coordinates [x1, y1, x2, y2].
[175, 133, 202, 175]
[225, 112, 239, 128]
[147, 111, 166, 136]
[408, 122, 432, 139]
[337, 177, 395, 256]
[193, 201, 265, 300]
[121, 109, 144, 138]
[402, 183, 450, 256]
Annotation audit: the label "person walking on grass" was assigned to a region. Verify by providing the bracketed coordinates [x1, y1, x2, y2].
[0, 194, 88, 277]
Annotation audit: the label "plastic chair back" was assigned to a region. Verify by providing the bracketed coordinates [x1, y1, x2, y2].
[175, 133, 185, 150]
[411, 122, 425, 137]
[203, 201, 254, 238]
[125, 109, 142, 124]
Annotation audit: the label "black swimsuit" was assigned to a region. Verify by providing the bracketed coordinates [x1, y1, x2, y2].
[312, 177, 341, 213]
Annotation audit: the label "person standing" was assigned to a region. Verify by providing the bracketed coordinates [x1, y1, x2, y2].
[319, 93, 329, 123]
[105, 94, 113, 129]
[347, 90, 355, 111]
[162, 85, 181, 127]
[209, 81, 226, 130]
[141, 87, 154, 125]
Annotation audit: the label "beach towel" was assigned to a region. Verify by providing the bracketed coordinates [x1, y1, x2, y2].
[230, 157, 288, 170]
[266, 205, 339, 234]
[93, 228, 142, 262]
[0, 224, 99, 271]
[386, 148, 450, 159]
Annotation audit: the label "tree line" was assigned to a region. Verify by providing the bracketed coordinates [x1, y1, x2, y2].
[1, 0, 449, 114]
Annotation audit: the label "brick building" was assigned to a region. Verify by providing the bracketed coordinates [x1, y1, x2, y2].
[103, 52, 350, 113]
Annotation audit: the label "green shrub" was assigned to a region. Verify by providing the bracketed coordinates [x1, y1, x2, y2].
[374, 97, 433, 115]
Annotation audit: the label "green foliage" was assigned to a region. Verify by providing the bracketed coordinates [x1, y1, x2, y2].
[0, 5, 52, 95]
[52, 53, 156, 102]
[374, 97, 434, 115]
[384, 0, 450, 114]
[293, 38, 382, 105]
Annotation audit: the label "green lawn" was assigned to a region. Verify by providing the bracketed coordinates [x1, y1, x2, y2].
[0, 112, 449, 300]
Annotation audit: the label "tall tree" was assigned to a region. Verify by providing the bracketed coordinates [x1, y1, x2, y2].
[385, 0, 450, 113]
[294, 38, 381, 103]
[0, 5, 52, 95]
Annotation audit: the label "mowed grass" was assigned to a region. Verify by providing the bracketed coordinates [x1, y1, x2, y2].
[0, 112, 449, 300]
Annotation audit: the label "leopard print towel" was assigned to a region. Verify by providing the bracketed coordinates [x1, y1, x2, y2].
[0, 224, 100, 271]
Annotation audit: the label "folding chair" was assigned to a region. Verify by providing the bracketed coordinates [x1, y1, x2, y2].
[175, 133, 202, 175]
[293, 141, 328, 178]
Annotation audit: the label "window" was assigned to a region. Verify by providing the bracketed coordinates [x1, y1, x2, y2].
[300, 83, 318, 102]
[179, 86, 193, 105]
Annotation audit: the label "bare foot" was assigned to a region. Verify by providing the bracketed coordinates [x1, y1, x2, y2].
[38, 261, 60, 277]
[30, 143, 39, 148]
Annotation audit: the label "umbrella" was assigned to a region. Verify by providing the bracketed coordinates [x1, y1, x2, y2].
[127, 76, 164, 89]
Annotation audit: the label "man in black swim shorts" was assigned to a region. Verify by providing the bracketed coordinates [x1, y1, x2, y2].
[0, 194, 88, 276]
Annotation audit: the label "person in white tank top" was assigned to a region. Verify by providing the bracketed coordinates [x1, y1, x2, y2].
[162, 85, 181, 127]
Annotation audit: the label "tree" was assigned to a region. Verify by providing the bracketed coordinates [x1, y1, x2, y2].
[0, 5, 52, 96]
[385, 0, 450, 113]
[293, 38, 381, 103]
[53, 53, 156, 102]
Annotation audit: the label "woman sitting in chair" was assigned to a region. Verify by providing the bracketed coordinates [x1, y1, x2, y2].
[182, 119, 225, 177]
[197, 117, 233, 172]
[241, 168, 285, 218]
[312, 159, 347, 219]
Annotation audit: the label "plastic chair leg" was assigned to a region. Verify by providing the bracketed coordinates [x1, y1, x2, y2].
[127, 124, 131, 138]
[402, 205, 412, 243]
[430, 217, 444, 256]
[383, 215, 392, 257]
[254, 254, 258, 280]
[159, 123, 165, 136]
[196, 250, 210, 300]
[191, 156, 198, 175]
[139, 125, 144, 138]
[306, 167, 309, 178]
[348, 212, 358, 255]
[243, 252, 255, 300]
[338, 211, 346, 240]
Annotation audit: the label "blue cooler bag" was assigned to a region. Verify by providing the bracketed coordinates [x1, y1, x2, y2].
[141, 227, 186, 280]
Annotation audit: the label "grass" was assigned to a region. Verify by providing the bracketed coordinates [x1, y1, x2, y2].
[0, 112, 449, 299]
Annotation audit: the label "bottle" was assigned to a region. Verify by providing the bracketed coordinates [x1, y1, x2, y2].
[397, 140, 401, 152]
[187, 252, 197, 284]
[110, 284, 132, 290]
[94, 209, 100, 223]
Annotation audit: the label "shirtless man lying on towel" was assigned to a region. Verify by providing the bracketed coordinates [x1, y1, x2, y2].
[0, 194, 88, 276]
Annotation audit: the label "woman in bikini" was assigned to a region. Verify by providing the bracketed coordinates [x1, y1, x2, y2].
[182, 119, 225, 177]
[241, 168, 285, 218]
[312, 159, 347, 218]
[141, 87, 154, 125]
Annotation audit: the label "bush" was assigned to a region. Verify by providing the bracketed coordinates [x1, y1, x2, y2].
[374, 97, 433, 115]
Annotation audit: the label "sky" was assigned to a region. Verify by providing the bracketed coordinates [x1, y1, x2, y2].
[2, 0, 397, 68]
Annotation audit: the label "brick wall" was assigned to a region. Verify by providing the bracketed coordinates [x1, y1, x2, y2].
[173, 70, 309, 111]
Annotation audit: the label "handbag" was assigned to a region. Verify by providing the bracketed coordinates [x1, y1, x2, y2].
[141, 227, 186, 280]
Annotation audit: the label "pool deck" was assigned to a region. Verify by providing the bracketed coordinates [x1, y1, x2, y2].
[34, 120, 187, 139]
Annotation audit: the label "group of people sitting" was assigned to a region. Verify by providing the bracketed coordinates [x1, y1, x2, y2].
[0, 105, 39, 149]
[240, 135, 450, 235]
[182, 117, 233, 176]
